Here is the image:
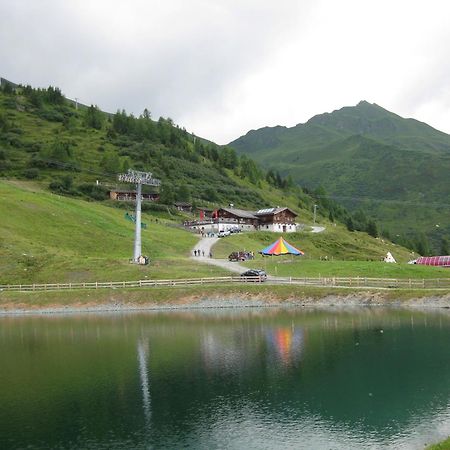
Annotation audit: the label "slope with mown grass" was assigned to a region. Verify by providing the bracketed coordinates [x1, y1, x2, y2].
[0, 180, 227, 284]
[211, 229, 449, 279]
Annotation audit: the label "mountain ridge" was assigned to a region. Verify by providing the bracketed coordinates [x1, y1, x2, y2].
[229, 101, 450, 250]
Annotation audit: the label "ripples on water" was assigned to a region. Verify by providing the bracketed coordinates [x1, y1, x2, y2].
[1, 307, 450, 449]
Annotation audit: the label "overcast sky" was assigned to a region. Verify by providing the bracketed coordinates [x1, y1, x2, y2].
[1, 0, 449, 144]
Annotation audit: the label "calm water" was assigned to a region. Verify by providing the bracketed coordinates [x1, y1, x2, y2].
[1, 307, 450, 449]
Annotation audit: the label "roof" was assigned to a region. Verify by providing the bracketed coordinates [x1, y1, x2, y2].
[254, 207, 297, 217]
[219, 207, 257, 219]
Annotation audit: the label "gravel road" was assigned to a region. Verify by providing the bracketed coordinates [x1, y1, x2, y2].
[190, 236, 247, 274]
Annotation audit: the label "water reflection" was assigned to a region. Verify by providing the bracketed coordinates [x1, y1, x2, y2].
[1, 307, 450, 449]
[265, 325, 305, 367]
[137, 338, 151, 424]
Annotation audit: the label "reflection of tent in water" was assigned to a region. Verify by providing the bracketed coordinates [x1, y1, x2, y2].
[260, 237, 304, 256]
[266, 327, 305, 365]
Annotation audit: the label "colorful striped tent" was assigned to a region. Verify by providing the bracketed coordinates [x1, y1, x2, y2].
[259, 237, 304, 256]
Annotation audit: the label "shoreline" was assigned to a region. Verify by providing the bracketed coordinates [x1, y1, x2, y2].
[1, 286, 450, 316]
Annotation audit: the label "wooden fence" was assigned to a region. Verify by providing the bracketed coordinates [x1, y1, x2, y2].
[0, 276, 449, 292]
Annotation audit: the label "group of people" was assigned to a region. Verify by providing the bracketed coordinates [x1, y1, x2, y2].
[193, 249, 212, 258]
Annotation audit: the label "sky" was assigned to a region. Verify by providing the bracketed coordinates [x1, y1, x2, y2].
[1, 0, 449, 144]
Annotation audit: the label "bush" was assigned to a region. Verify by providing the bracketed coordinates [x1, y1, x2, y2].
[38, 108, 65, 123]
[49, 175, 75, 194]
[77, 183, 109, 200]
[23, 168, 40, 179]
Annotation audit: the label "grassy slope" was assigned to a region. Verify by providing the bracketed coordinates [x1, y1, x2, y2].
[212, 230, 450, 279]
[2, 180, 446, 285]
[0, 180, 227, 284]
[427, 438, 450, 450]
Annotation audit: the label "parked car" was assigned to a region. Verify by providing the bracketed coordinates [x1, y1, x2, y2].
[240, 269, 267, 282]
[229, 251, 255, 262]
[218, 230, 231, 237]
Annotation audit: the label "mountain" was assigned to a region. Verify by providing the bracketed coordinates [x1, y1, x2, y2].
[229, 101, 450, 251]
[0, 79, 323, 224]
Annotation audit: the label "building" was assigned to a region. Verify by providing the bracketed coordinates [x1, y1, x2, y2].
[215, 207, 259, 231]
[254, 207, 298, 233]
[185, 206, 298, 233]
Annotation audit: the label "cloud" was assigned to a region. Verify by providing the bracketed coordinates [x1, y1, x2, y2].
[0, 0, 449, 143]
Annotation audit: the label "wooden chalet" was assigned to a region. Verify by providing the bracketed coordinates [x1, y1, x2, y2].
[185, 206, 298, 233]
[254, 207, 298, 232]
[216, 208, 259, 228]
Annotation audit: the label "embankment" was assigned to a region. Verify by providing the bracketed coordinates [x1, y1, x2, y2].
[1, 285, 449, 315]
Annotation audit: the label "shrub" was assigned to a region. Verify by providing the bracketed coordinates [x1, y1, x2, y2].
[77, 183, 109, 200]
[23, 168, 40, 179]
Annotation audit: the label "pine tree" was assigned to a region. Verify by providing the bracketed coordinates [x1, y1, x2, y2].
[367, 220, 378, 238]
[441, 237, 450, 255]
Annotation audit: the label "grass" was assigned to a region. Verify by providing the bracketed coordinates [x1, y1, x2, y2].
[212, 227, 418, 262]
[245, 259, 450, 279]
[0, 180, 228, 284]
[212, 230, 449, 278]
[426, 437, 450, 450]
[1, 180, 448, 285]
[1, 284, 448, 309]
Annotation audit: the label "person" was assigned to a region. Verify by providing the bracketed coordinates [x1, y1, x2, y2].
[194, 249, 197, 256]
[209, 251, 213, 258]
[202, 250, 205, 257]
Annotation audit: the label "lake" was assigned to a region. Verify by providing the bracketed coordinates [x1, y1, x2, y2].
[1, 307, 450, 449]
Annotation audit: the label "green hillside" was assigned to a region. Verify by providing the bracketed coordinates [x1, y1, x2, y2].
[3, 179, 446, 286]
[230, 101, 450, 252]
[211, 230, 448, 279]
[0, 180, 231, 284]
[0, 80, 356, 232]
[0, 80, 442, 285]
[0, 82, 292, 210]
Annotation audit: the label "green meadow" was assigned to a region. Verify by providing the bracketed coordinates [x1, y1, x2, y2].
[0, 180, 225, 284]
[212, 231, 449, 279]
[1, 180, 448, 286]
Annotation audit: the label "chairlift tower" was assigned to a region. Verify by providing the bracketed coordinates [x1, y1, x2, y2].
[118, 169, 161, 263]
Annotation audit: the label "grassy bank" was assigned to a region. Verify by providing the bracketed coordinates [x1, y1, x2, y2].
[213, 231, 449, 279]
[426, 437, 450, 449]
[0, 284, 449, 311]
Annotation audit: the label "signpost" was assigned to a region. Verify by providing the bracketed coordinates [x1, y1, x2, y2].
[118, 169, 161, 264]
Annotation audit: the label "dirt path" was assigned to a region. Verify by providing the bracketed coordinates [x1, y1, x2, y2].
[190, 236, 246, 274]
